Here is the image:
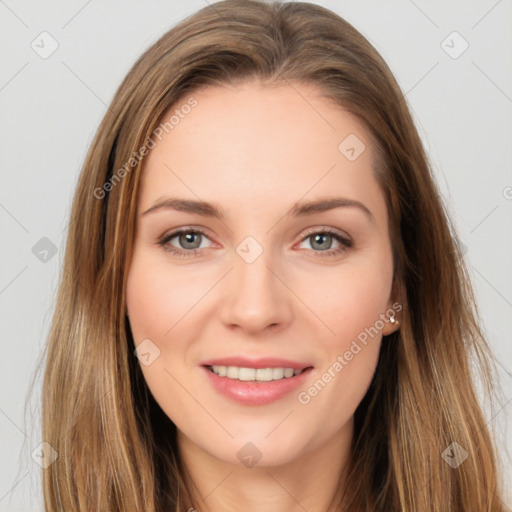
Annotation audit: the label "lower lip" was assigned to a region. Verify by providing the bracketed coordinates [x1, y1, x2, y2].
[201, 366, 314, 406]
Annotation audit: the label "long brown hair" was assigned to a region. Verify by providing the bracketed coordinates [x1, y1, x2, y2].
[40, 1, 508, 510]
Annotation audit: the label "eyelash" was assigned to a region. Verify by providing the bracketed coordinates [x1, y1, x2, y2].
[157, 227, 353, 259]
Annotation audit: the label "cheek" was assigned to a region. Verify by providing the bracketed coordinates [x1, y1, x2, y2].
[125, 254, 195, 417]
[125, 248, 211, 370]
[305, 257, 393, 344]
[300, 254, 392, 400]
[126, 268, 166, 344]
[126, 250, 193, 343]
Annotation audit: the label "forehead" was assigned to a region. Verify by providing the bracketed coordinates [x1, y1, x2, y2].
[137, 81, 385, 221]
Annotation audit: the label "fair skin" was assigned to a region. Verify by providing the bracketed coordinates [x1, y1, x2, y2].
[126, 80, 400, 512]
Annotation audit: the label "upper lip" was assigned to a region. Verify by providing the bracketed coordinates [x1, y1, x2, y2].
[201, 356, 313, 370]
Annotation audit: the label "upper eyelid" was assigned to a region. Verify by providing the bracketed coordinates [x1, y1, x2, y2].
[300, 226, 352, 241]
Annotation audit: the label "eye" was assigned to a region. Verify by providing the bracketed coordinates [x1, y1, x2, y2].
[296, 228, 353, 258]
[157, 228, 212, 258]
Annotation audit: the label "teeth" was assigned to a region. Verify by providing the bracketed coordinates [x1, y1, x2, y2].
[210, 365, 305, 381]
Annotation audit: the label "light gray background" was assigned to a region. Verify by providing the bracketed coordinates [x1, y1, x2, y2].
[1, 1, 511, 510]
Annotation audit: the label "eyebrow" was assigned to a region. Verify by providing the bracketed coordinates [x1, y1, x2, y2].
[141, 196, 374, 222]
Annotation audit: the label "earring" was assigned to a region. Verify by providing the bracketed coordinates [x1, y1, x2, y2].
[389, 313, 400, 326]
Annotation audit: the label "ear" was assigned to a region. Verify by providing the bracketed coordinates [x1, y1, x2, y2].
[381, 278, 404, 336]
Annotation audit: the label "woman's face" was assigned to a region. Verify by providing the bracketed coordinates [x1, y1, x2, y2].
[126, 81, 399, 467]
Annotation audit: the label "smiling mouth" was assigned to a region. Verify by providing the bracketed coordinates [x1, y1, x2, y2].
[205, 365, 313, 382]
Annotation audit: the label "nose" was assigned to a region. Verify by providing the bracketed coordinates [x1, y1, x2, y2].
[218, 245, 294, 335]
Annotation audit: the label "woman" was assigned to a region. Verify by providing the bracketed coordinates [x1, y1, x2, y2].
[41, 1, 508, 510]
